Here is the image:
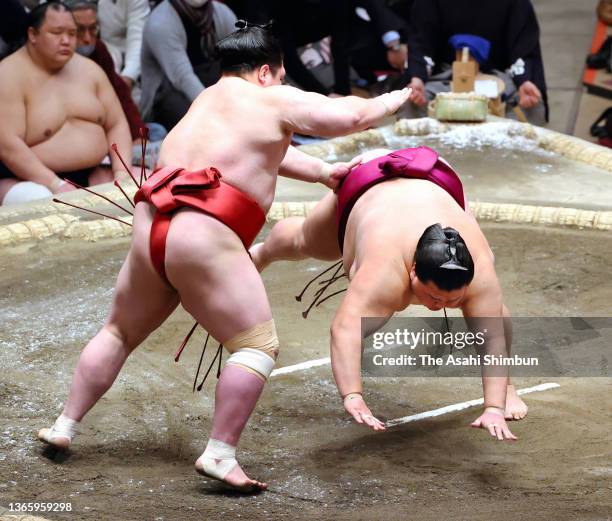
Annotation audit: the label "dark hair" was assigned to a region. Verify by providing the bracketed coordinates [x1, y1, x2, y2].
[215, 20, 283, 75]
[415, 224, 475, 291]
[71, 2, 98, 13]
[28, 1, 73, 32]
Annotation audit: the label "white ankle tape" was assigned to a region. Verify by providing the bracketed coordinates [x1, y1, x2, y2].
[48, 414, 78, 441]
[199, 439, 237, 480]
[226, 348, 275, 379]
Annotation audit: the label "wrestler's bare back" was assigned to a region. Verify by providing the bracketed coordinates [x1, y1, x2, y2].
[159, 76, 292, 211]
[343, 178, 496, 310]
[1, 49, 110, 171]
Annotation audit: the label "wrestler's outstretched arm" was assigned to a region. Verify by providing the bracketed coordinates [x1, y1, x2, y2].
[279, 145, 362, 190]
[271, 85, 411, 138]
[331, 260, 408, 431]
[461, 267, 517, 441]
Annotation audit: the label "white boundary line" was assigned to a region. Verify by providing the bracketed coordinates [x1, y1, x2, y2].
[271, 359, 561, 427]
[270, 357, 561, 427]
[385, 382, 561, 427]
[270, 357, 330, 377]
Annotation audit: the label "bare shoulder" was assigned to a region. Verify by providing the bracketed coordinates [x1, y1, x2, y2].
[349, 256, 410, 313]
[0, 49, 28, 87]
[461, 260, 503, 316]
[262, 84, 314, 106]
[66, 54, 107, 82]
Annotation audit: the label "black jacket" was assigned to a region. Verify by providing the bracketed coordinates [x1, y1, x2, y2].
[265, 0, 352, 95]
[0, 0, 28, 54]
[408, 0, 548, 119]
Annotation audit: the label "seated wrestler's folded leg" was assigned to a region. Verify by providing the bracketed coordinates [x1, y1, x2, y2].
[195, 320, 278, 492]
[2, 181, 52, 205]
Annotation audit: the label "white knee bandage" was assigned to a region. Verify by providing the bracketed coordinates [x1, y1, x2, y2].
[2, 182, 52, 205]
[226, 348, 275, 380]
[198, 439, 237, 480]
[224, 319, 279, 380]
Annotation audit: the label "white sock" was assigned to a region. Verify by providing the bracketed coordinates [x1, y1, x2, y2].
[198, 439, 237, 480]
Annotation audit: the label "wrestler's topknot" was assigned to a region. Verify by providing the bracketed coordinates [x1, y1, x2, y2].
[414, 223, 475, 291]
[215, 20, 283, 74]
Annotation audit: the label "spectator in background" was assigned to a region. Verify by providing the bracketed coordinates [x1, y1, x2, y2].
[73, 0, 166, 165]
[350, 0, 427, 106]
[251, 0, 425, 104]
[1, 0, 28, 60]
[0, 2, 132, 205]
[98, 0, 150, 89]
[350, 0, 409, 81]
[140, 0, 236, 130]
[72, 1, 145, 142]
[405, 0, 548, 123]
[264, 0, 353, 96]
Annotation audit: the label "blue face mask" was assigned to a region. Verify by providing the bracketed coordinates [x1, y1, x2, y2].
[76, 44, 95, 57]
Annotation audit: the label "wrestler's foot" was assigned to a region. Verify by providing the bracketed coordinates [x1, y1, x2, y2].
[505, 384, 528, 420]
[37, 428, 71, 450]
[37, 414, 78, 450]
[249, 243, 268, 272]
[195, 457, 268, 493]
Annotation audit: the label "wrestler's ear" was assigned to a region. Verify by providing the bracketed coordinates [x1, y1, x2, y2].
[409, 264, 417, 281]
[28, 26, 39, 44]
[258, 64, 272, 85]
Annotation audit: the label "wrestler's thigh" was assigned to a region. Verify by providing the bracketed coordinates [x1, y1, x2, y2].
[301, 192, 341, 260]
[105, 203, 180, 347]
[165, 213, 272, 343]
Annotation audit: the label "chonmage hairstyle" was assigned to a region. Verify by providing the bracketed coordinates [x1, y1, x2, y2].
[414, 223, 475, 291]
[215, 20, 283, 75]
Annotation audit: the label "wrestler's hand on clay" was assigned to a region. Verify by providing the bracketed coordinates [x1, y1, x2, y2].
[518, 81, 542, 109]
[320, 155, 363, 191]
[344, 393, 386, 431]
[407, 77, 427, 106]
[470, 407, 518, 441]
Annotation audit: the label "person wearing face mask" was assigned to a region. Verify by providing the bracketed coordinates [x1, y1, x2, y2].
[140, 0, 238, 130]
[252, 146, 528, 441]
[0, 1, 132, 205]
[72, 2, 145, 143]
